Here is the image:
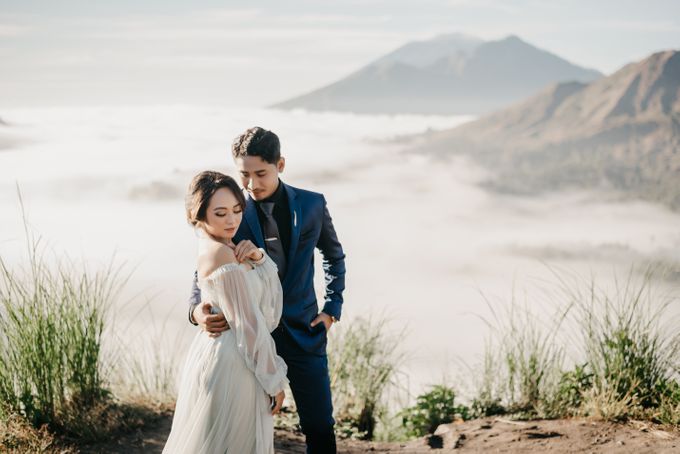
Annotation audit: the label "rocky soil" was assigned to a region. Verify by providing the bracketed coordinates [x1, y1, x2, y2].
[78, 412, 679, 453]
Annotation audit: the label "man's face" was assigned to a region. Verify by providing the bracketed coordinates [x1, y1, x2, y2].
[235, 155, 285, 201]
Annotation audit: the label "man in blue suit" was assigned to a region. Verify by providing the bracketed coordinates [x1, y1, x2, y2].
[188, 126, 346, 453]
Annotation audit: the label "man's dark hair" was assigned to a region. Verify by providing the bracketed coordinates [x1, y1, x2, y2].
[231, 126, 281, 164]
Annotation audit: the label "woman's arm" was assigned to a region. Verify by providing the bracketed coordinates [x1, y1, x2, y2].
[205, 250, 288, 396]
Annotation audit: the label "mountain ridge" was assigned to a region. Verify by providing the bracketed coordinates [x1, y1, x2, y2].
[419, 49, 680, 210]
[272, 34, 602, 115]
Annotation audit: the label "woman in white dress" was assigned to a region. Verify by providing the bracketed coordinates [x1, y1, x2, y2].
[163, 170, 288, 454]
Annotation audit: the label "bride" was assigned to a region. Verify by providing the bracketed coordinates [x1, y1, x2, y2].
[163, 170, 288, 454]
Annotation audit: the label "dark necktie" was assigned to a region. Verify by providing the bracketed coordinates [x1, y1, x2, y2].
[259, 202, 286, 279]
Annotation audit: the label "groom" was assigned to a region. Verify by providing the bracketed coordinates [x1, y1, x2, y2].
[188, 126, 346, 453]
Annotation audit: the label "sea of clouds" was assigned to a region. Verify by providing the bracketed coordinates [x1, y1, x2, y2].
[1, 105, 678, 397]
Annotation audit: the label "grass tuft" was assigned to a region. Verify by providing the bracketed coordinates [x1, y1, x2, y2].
[471, 265, 680, 425]
[327, 316, 407, 440]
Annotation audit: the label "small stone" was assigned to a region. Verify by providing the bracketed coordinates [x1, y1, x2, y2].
[434, 424, 450, 436]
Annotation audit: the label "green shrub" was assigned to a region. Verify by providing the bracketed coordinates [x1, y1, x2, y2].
[655, 380, 680, 425]
[552, 363, 593, 415]
[470, 266, 680, 425]
[564, 267, 680, 421]
[400, 385, 469, 437]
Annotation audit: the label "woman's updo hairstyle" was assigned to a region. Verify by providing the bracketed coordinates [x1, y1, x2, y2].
[186, 171, 246, 227]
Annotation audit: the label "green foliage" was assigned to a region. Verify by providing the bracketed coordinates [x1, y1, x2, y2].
[655, 380, 680, 425]
[552, 364, 593, 415]
[470, 266, 680, 426]
[470, 394, 505, 419]
[327, 317, 405, 440]
[473, 293, 567, 419]
[400, 385, 469, 437]
[469, 345, 506, 418]
[567, 267, 680, 421]
[0, 208, 125, 438]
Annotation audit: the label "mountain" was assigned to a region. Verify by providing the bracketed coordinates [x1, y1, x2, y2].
[420, 50, 680, 210]
[371, 33, 483, 69]
[272, 34, 602, 115]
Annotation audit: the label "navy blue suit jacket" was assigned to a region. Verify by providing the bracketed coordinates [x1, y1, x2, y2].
[189, 182, 346, 355]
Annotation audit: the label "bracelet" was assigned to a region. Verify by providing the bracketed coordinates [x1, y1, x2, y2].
[251, 248, 267, 266]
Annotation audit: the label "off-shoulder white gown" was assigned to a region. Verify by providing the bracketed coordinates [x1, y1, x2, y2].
[163, 253, 288, 454]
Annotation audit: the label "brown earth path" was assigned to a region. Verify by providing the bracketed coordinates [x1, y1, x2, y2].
[78, 412, 679, 453]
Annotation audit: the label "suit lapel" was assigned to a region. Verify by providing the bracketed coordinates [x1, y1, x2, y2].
[244, 196, 265, 248]
[283, 183, 300, 286]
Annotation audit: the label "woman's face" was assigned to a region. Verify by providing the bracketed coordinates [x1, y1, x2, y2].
[202, 187, 243, 241]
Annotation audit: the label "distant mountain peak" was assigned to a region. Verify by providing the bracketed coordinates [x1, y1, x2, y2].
[272, 33, 603, 115]
[371, 32, 483, 69]
[638, 49, 680, 83]
[500, 34, 525, 43]
[600, 49, 680, 119]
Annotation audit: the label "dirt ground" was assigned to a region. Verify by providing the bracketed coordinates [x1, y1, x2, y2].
[77, 412, 679, 453]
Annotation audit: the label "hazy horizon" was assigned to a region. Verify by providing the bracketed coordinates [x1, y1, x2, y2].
[1, 0, 679, 108]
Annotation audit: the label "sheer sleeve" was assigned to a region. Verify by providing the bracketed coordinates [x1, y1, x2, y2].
[251, 254, 283, 332]
[205, 264, 288, 396]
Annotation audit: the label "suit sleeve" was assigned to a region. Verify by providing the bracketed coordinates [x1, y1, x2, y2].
[316, 195, 346, 320]
[188, 271, 201, 326]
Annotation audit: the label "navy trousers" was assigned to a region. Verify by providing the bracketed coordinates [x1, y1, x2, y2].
[273, 328, 336, 454]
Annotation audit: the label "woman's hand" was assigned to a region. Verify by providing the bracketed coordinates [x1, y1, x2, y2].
[271, 390, 285, 415]
[233, 240, 264, 263]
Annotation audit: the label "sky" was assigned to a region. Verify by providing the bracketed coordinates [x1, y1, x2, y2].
[1, 0, 679, 108]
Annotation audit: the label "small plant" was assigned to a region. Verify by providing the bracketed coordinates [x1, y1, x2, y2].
[468, 344, 506, 418]
[562, 267, 680, 421]
[655, 380, 680, 425]
[327, 317, 406, 440]
[472, 290, 568, 419]
[551, 363, 593, 415]
[400, 385, 469, 437]
[469, 265, 680, 425]
[470, 395, 505, 419]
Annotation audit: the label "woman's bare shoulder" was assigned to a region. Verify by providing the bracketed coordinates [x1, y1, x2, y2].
[197, 242, 238, 278]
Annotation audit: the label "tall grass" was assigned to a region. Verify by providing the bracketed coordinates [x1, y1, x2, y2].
[557, 267, 680, 422]
[106, 314, 182, 404]
[0, 206, 126, 435]
[327, 317, 407, 440]
[471, 266, 680, 425]
[473, 289, 568, 418]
